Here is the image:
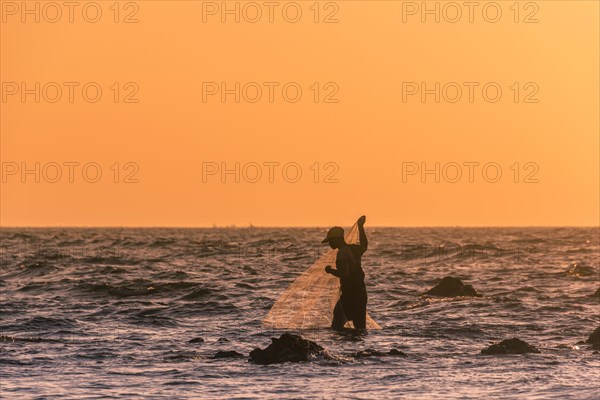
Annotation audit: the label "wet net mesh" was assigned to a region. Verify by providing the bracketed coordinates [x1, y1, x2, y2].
[262, 222, 381, 330]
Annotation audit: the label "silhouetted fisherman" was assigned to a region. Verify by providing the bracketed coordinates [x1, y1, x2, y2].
[323, 215, 368, 330]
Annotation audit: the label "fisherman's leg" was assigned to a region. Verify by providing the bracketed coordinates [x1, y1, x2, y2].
[353, 294, 368, 330]
[353, 306, 367, 329]
[331, 299, 347, 330]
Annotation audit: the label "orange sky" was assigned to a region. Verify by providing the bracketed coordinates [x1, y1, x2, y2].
[1, 1, 598, 227]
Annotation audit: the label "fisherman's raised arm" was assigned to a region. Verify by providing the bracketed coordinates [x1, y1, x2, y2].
[357, 215, 368, 252]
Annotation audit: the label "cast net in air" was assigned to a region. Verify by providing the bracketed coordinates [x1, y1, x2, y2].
[262, 222, 381, 330]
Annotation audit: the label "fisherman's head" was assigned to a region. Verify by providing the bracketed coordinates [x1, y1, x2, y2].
[321, 226, 345, 249]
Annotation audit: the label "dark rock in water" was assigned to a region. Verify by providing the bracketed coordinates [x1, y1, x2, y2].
[586, 326, 600, 346]
[217, 337, 229, 343]
[425, 276, 481, 297]
[353, 349, 387, 358]
[388, 349, 407, 356]
[353, 348, 407, 358]
[249, 333, 325, 365]
[212, 350, 244, 359]
[481, 338, 540, 355]
[189, 337, 205, 344]
[565, 263, 595, 277]
[591, 287, 600, 298]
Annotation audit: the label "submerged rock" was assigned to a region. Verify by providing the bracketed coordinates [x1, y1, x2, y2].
[591, 287, 600, 298]
[388, 349, 406, 356]
[189, 337, 205, 344]
[481, 338, 540, 355]
[424, 276, 481, 297]
[212, 350, 244, 359]
[353, 349, 386, 358]
[249, 333, 325, 365]
[217, 337, 229, 343]
[352, 348, 407, 358]
[565, 263, 595, 277]
[586, 326, 600, 349]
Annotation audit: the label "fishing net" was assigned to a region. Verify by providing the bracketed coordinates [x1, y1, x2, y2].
[263, 222, 381, 330]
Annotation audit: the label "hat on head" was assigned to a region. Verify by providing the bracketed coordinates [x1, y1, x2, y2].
[321, 226, 344, 243]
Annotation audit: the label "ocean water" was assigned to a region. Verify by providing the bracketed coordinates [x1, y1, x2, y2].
[0, 227, 598, 399]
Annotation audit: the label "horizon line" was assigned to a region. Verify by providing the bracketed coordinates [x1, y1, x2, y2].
[1, 225, 599, 229]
